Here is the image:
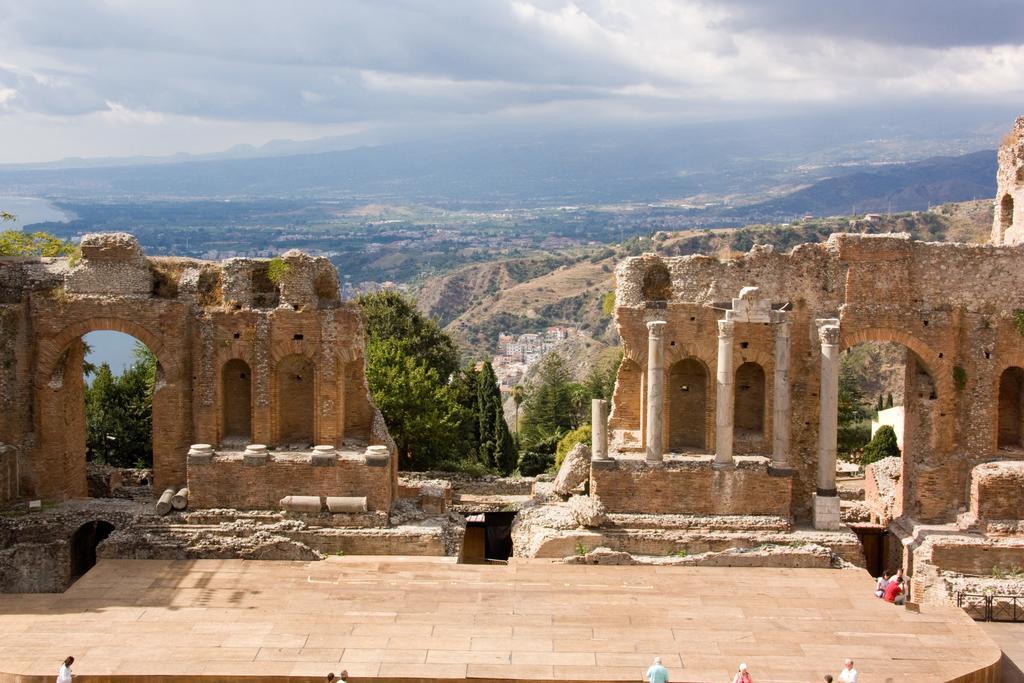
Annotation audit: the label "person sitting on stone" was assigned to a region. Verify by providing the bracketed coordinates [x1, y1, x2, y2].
[645, 656, 669, 683]
[732, 662, 752, 683]
[883, 576, 904, 605]
[875, 571, 890, 598]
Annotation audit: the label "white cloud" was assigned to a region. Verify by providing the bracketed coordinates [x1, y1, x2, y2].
[0, 0, 1020, 161]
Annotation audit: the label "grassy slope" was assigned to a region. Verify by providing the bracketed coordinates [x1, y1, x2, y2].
[418, 200, 995, 362]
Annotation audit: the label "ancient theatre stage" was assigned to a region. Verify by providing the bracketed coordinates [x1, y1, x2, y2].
[0, 558, 1000, 682]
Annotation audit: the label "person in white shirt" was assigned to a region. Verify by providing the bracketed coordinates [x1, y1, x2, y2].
[875, 572, 890, 598]
[838, 658, 858, 683]
[645, 656, 669, 683]
[57, 656, 74, 683]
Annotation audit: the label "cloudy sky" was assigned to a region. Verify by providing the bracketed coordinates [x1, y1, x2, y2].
[1, 0, 1022, 163]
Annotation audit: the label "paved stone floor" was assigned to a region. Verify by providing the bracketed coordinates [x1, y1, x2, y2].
[980, 623, 1024, 683]
[0, 557, 1001, 682]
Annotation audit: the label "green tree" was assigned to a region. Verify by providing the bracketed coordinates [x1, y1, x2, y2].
[447, 366, 482, 461]
[85, 342, 156, 468]
[520, 352, 575, 449]
[364, 338, 459, 468]
[0, 230, 78, 258]
[861, 425, 901, 466]
[555, 424, 591, 469]
[511, 384, 526, 438]
[584, 350, 622, 403]
[357, 291, 459, 380]
[474, 361, 517, 474]
[876, 394, 885, 412]
[886, 393, 894, 408]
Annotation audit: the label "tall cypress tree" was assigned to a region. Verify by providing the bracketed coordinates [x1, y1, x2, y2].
[477, 361, 501, 468]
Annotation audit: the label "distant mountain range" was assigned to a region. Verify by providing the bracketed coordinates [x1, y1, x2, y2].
[0, 111, 1003, 212]
[745, 150, 995, 218]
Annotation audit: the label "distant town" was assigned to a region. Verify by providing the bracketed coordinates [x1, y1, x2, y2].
[492, 326, 579, 389]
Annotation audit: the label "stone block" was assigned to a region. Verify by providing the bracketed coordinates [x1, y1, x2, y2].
[812, 494, 842, 530]
[311, 445, 338, 467]
[243, 444, 269, 467]
[364, 445, 390, 467]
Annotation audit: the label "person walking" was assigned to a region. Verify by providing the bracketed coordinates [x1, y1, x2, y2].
[645, 656, 669, 683]
[57, 656, 74, 683]
[838, 659, 858, 683]
[732, 662, 752, 683]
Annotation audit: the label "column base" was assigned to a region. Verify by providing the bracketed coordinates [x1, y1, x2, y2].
[812, 494, 842, 530]
[712, 460, 735, 470]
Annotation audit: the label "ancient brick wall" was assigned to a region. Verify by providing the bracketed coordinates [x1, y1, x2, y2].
[590, 458, 792, 516]
[971, 461, 1024, 523]
[0, 235, 393, 510]
[993, 116, 1024, 245]
[612, 233, 1024, 523]
[187, 452, 391, 511]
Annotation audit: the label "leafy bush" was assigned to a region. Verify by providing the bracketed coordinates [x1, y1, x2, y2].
[266, 256, 291, 284]
[518, 451, 553, 477]
[555, 424, 591, 469]
[861, 425, 900, 466]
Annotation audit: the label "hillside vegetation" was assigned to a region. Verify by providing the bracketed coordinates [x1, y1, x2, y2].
[420, 200, 994, 359]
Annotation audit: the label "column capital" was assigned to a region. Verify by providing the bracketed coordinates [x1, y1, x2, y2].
[817, 324, 840, 346]
[646, 320, 667, 337]
[815, 318, 840, 346]
[717, 319, 735, 338]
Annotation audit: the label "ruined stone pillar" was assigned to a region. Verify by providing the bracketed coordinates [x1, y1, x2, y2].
[771, 312, 791, 471]
[592, 399, 608, 460]
[645, 321, 666, 464]
[814, 319, 842, 530]
[715, 319, 735, 466]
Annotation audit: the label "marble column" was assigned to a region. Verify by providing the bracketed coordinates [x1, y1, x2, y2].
[591, 398, 608, 460]
[645, 321, 666, 464]
[814, 320, 842, 530]
[715, 319, 735, 466]
[771, 312, 791, 470]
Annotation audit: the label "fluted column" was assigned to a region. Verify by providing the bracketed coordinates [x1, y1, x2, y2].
[645, 321, 666, 464]
[591, 399, 608, 460]
[814, 319, 842, 530]
[771, 312, 791, 470]
[715, 319, 735, 466]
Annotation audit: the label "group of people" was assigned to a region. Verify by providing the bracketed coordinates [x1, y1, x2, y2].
[644, 656, 859, 683]
[875, 568, 906, 605]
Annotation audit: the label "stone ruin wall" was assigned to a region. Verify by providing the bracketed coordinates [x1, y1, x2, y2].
[0, 233, 395, 510]
[610, 234, 1024, 523]
[993, 115, 1024, 246]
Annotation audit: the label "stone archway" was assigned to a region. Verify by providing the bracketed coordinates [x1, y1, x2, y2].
[998, 367, 1024, 449]
[221, 358, 253, 444]
[667, 357, 709, 451]
[31, 317, 188, 499]
[276, 354, 316, 448]
[840, 327, 949, 521]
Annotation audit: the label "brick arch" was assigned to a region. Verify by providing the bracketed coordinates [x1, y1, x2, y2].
[665, 343, 714, 368]
[734, 348, 772, 371]
[840, 327, 949, 395]
[34, 317, 181, 386]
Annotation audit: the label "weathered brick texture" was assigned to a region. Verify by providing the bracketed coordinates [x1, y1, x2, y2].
[590, 457, 792, 516]
[612, 229, 1024, 523]
[971, 461, 1024, 523]
[188, 451, 391, 511]
[0, 234, 395, 510]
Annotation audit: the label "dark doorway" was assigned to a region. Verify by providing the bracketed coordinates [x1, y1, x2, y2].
[851, 525, 890, 578]
[462, 512, 516, 564]
[69, 520, 115, 582]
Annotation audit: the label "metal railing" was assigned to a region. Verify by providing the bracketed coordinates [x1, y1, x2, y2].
[957, 592, 1024, 622]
